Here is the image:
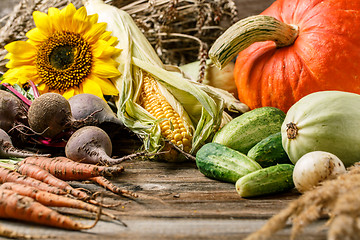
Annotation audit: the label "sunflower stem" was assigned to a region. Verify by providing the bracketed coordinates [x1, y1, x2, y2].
[1, 83, 32, 106]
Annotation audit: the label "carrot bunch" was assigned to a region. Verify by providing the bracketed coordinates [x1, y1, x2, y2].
[0, 155, 136, 236]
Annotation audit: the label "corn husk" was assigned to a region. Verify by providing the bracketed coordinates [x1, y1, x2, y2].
[84, 0, 246, 158]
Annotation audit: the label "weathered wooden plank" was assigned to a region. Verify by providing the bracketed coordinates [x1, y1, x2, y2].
[0, 218, 328, 240]
[0, 158, 327, 239]
[67, 159, 300, 221]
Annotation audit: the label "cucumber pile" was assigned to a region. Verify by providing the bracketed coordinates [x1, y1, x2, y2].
[195, 107, 294, 198]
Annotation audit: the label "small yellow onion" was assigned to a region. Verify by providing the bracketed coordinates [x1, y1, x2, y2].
[293, 151, 346, 193]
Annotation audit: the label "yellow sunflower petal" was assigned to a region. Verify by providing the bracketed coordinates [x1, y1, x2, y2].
[16, 66, 38, 78]
[6, 58, 34, 68]
[82, 22, 107, 44]
[4, 41, 36, 57]
[48, 7, 60, 17]
[81, 78, 105, 99]
[4, 42, 36, 67]
[99, 32, 118, 46]
[26, 28, 48, 44]
[88, 13, 98, 25]
[107, 36, 118, 46]
[73, 6, 88, 23]
[92, 39, 120, 59]
[92, 59, 120, 78]
[62, 88, 76, 99]
[59, 3, 77, 29]
[2, 69, 21, 84]
[87, 74, 118, 96]
[3, 66, 38, 85]
[37, 83, 49, 94]
[69, 6, 91, 34]
[47, 7, 61, 32]
[4, 42, 36, 68]
[33, 11, 53, 35]
[99, 31, 111, 40]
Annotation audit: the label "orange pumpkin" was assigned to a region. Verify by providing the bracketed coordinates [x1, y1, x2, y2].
[209, 0, 360, 112]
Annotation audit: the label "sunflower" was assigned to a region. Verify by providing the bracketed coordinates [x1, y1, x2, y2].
[2, 3, 121, 100]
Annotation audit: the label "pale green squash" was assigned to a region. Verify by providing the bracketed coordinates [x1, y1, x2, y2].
[281, 91, 360, 167]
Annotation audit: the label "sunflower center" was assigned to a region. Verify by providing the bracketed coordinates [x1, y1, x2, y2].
[35, 31, 93, 91]
[49, 45, 75, 70]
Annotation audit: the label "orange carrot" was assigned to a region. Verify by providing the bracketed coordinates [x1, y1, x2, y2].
[0, 189, 100, 230]
[16, 163, 90, 200]
[19, 156, 124, 180]
[0, 182, 124, 225]
[16, 163, 125, 208]
[90, 176, 138, 198]
[0, 166, 66, 195]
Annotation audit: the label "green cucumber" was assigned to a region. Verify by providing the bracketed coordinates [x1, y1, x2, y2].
[247, 132, 291, 168]
[212, 107, 285, 154]
[235, 164, 294, 198]
[196, 142, 262, 183]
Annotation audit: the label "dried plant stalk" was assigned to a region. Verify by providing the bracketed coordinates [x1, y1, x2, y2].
[245, 163, 360, 240]
[327, 188, 360, 240]
[0, 0, 237, 72]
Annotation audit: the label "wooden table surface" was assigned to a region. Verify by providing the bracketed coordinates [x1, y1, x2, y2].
[0, 159, 328, 240]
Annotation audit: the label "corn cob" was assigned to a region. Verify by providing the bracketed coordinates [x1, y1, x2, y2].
[140, 73, 192, 152]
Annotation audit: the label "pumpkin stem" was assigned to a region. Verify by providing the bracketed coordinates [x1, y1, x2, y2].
[286, 122, 298, 139]
[209, 15, 299, 69]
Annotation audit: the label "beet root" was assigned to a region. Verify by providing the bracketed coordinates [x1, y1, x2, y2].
[68, 93, 122, 125]
[65, 126, 118, 165]
[27, 93, 76, 138]
[66, 126, 160, 165]
[68, 93, 131, 139]
[0, 128, 50, 158]
[0, 90, 27, 132]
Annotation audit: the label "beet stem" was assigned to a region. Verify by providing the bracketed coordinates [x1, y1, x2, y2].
[1, 83, 32, 106]
[28, 80, 40, 98]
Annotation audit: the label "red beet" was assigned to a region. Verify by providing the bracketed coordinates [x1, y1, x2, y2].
[27, 93, 77, 138]
[68, 93, 123, 126]
[0, 90, 27, 132]
[68, 93, 131, 139]
[65, 126, 128, 165]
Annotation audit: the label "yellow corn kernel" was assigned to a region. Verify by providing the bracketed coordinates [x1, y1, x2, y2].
[140, 73, 192, 152]
[161, 124, 170, 132]
[174, 133, 183, 142]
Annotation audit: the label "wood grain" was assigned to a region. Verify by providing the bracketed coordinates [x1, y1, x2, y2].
[0, 159, 327, 240]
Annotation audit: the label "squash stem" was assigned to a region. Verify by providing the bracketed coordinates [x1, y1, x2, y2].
[286, 122, 298, 139]
[209, 15, 299, 69]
